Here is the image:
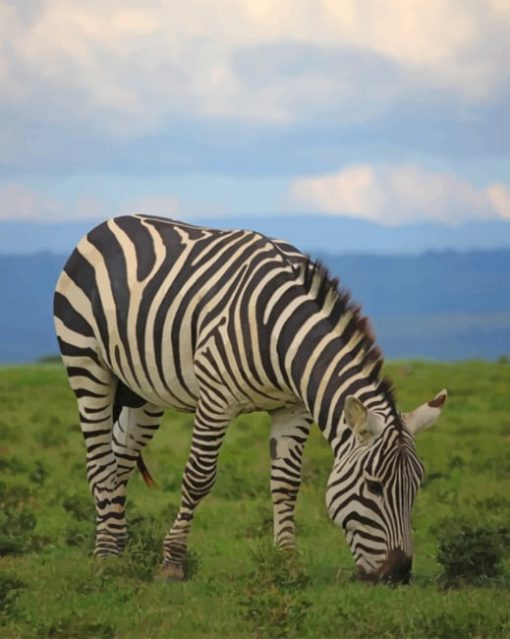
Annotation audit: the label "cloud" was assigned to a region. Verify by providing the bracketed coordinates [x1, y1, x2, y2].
[487, 0, 510, 13]
[121, 195, 181, 217]
[486, 183, 510, 219]
[0, 1, 509, 135]
[0, 183, 107, 221]
[3, 168, 510, 226]
[0, 183, 187, 222]
[288, 164, 510, 225]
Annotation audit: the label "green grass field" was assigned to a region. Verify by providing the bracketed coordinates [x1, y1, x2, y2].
[0, 361, 509, 638]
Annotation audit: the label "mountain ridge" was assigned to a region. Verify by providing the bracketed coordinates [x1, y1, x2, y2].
[0, 249, 508, 363]
[1, 215, 510, 255]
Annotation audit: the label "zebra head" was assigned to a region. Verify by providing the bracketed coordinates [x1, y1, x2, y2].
[325, 389, 447, 584]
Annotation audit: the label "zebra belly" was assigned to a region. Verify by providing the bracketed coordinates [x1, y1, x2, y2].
[109, 354, 294, 415]
[103, 332, 201, 413]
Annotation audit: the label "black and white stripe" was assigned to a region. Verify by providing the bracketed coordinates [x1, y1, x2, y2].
[54, 214, 446, 582]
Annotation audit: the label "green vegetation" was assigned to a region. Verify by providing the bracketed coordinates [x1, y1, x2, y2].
[437, 522, 508, 587]
[0, 360, 509, 638]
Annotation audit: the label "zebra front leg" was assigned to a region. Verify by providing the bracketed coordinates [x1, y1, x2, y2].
[161, 401, 231, 581]
[269, 405, 312, 550]
[112, 403, 165, 550]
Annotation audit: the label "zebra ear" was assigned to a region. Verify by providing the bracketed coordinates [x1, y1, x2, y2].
[404, 389, 448, 436]
[345, 396, 385, 444]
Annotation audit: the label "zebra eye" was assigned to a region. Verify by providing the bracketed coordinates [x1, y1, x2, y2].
[366, 480, 383, 496]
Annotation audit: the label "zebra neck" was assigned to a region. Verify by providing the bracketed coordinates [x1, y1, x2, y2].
[282, 321, 389, 448]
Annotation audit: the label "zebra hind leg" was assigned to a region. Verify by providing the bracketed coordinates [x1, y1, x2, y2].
[269, 405, 312, 550]
[112, 402, 165, 551]
[62, 356, 128, 557]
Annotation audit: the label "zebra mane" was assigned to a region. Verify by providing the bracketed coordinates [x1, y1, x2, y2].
[300, 257, 398, 415]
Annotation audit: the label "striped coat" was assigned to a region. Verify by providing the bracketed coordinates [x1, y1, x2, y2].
[54, 214, 446, 582]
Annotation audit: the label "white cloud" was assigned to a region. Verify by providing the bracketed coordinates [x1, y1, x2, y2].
[486, 183, 510, 220]
[0, 1, 508, 134]
[2, 171, 510, 226]
[0, 183, 187, 222]
[0, 183, 107, 221]
[121, 195, 181, 217]
[487, 0, 510, 14]
[288, 164, 510, 225]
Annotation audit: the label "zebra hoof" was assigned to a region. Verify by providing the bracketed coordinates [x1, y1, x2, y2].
[159, 563, 185, 582]
[93, 547, 121, 559]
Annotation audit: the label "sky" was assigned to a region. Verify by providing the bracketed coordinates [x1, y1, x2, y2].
[1, 0, 510, 229]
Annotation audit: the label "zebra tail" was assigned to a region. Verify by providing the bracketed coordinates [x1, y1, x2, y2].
[137, 454, 158, 489]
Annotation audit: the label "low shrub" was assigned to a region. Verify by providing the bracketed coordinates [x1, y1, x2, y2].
[0, 456, 28, 475]
[29, 460, 48, 485]
[64, 522, 94, 548]
[0, 573, 25, 614]
[0, 480, 37, 556]
[61, 492, 94, 522]
[40, 619, 115, 639]
[437, 521, 506, 586]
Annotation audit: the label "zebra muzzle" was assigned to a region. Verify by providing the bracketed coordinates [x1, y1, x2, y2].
[357, 549, 412, 585]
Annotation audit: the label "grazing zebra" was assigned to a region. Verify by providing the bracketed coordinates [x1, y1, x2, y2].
[54, 214, 447, 583]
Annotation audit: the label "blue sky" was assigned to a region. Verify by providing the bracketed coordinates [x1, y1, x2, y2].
[1, 0, 510, 229]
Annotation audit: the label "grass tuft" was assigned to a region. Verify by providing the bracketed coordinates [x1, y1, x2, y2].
[241, 543, 311, 637]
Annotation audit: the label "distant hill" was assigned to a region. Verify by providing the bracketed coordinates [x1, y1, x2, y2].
[1, 215, 510, 255]
[0, 249, 508, 363]
[319, 252, 510, 315]
[0, 253, 65, 362]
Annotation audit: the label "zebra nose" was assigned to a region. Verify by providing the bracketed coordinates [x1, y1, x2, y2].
[380, 549, 412, 585]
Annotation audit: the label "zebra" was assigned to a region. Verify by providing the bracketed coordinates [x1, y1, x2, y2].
[53, 214, 447, 584]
